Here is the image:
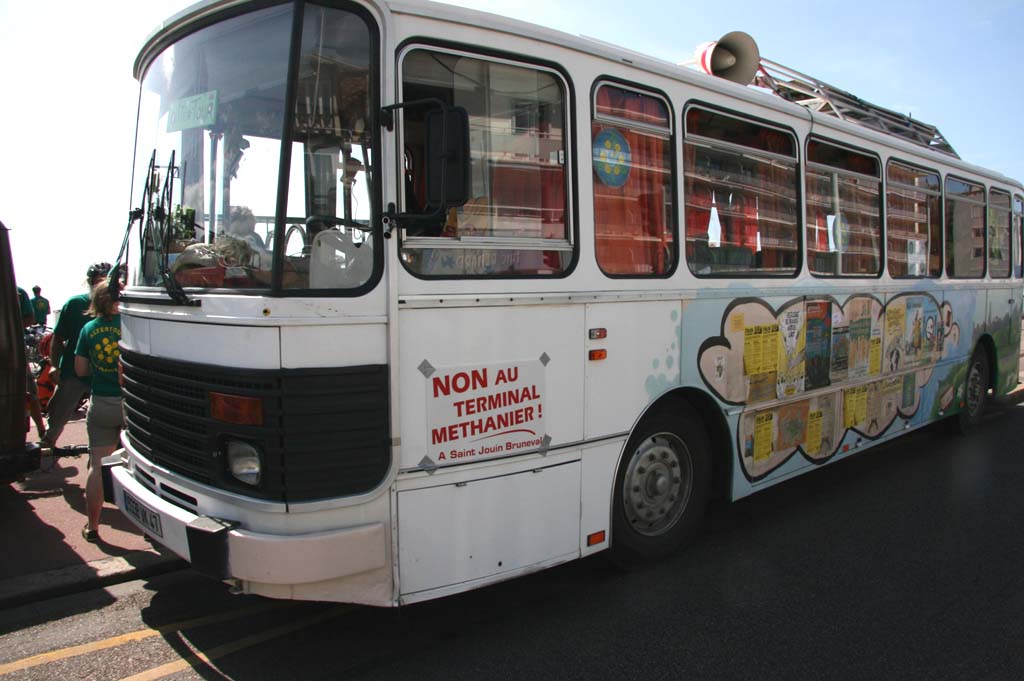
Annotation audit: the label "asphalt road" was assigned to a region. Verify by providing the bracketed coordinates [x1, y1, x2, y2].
[2, 403, 1022, 681]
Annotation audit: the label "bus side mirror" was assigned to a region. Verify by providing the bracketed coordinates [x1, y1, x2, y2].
[425, 106, 470, 210]
[381, 99, 471, 236]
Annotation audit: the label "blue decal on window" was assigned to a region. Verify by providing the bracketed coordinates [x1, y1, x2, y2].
[593, 128, 631, 188]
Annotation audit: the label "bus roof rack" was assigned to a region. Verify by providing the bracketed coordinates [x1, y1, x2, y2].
[753, 58, 960, 159]
[684, 32, 959, 158]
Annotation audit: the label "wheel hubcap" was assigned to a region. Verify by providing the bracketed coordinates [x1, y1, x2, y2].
[623, 433, 693, 537]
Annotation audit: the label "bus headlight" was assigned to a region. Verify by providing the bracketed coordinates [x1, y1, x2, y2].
[227, 441, 262, 486]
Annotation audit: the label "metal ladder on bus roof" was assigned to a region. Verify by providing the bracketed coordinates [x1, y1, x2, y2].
[590, 28, 959, 159]
[753, 58, 959, 159]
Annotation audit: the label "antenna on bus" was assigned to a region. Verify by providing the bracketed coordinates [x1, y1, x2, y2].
[682, 32, 959, 158]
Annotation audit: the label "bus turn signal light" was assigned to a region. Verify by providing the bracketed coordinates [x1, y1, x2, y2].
[589, 349, 607, 361]
[589, 328, 607, 340]
[587, 530, 606, 546]
[210, 392, 264, 426]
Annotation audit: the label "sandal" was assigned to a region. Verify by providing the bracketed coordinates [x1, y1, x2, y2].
[82, 526, 99, 543]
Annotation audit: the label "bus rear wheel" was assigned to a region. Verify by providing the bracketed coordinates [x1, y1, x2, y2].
[610, 404, 711, 565]
[957, 348, 989, 433]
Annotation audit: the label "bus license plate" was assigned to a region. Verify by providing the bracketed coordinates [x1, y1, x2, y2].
[123, 490, 164, 538]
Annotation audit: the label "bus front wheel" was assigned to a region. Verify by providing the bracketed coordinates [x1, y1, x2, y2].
[610, 404, 711, 565]
[957, 349, 990, 433]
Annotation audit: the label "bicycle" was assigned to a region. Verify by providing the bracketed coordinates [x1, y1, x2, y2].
[24, 324, 50, 373]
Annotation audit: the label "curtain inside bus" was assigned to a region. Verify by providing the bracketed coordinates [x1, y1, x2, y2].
[592, 85, 674, 276]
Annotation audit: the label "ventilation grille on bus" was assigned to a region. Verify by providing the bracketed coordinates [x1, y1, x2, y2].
[120, 351, 390, 503]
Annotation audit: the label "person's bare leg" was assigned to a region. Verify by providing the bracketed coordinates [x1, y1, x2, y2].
[86, 446, 114, 532]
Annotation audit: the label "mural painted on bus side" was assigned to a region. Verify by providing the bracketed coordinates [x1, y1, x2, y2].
[645, 307, 683, 401]
[696, 292, 970, 482]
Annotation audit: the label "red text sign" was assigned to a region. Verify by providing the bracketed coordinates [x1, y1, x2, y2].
[426, 361, 546, 464]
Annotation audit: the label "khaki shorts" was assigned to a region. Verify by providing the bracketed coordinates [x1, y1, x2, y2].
[86, 396, 124, 449]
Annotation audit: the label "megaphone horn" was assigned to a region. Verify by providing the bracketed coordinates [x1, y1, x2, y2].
[693, 31, 761, 85]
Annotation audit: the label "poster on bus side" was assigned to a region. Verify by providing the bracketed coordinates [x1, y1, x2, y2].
[425, 360, 546, 466]
[804, 300, 831, 390]
[776, 305, 806, 399]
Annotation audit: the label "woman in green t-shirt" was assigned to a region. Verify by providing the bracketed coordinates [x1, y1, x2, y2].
[74, 280, 122, 543]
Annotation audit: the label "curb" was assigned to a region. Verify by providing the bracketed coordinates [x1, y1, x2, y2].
[0, 550, 186, 610]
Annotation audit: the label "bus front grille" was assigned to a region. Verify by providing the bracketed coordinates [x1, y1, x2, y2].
[120, 350, 390, 502]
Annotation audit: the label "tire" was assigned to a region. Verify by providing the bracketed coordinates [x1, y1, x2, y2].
[957, 348, 989, 434]
[610, 402, 711, 565]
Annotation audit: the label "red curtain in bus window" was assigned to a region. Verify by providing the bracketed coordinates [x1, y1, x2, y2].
[593, 88, 672, 275]
[488, 161, 565, 272]
[813, 211, 829, 250]
[539, 165, 566, 233]
[489, 163, 565, 228]
[811, 209, 827, 258]
[754, 128, 795, 270]
[684, 143, 712, 263]
[490, 162, 540, 225]
[727, 192, 758, 251]
[539, 165, 566, 270]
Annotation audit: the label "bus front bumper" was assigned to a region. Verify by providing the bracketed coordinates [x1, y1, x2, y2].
[104, 460, 387, 585]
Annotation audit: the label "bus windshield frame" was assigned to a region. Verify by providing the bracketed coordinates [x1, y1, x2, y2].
[129, 1, 382, 297]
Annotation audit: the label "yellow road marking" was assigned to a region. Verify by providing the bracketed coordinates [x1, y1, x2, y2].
[0, 630, 158, 676]
[118, 607, 351, 681]
[0, 602, 282, 676]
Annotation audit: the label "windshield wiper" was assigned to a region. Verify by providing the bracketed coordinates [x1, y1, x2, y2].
[151, 151, 197, 307]
[160, 271, 195, 306]
[108, 150, 198, 306]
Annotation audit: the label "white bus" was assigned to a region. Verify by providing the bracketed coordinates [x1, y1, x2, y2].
[105, 0, 1023, 606]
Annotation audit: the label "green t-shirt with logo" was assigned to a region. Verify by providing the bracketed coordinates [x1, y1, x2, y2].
[75, 314, 122, 397]
[32, 295, 50, 325]
[54, 293, 90, 379]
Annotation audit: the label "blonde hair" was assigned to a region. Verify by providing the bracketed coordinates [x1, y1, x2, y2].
[87, 280, 118, 320]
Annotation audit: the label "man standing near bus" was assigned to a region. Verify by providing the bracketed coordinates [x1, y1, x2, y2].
[31, 285, 50, 326]
[40, 263, 111, 450]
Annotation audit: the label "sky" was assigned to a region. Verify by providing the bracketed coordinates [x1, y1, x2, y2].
[2, 0, 1023, 315]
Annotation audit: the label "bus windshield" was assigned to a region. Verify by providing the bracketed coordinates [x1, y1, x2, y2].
[131, 4, 377, 292]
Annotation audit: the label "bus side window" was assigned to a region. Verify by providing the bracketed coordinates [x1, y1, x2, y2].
[886, 162, 942, 279]
[988, 188, 1012, 278]
[592, 82, 675, 277]
[683, 107, 799, 277]
[399, 48, 572, 277]
[805, 139, 881, 277]
[946, 176, 986, 279]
